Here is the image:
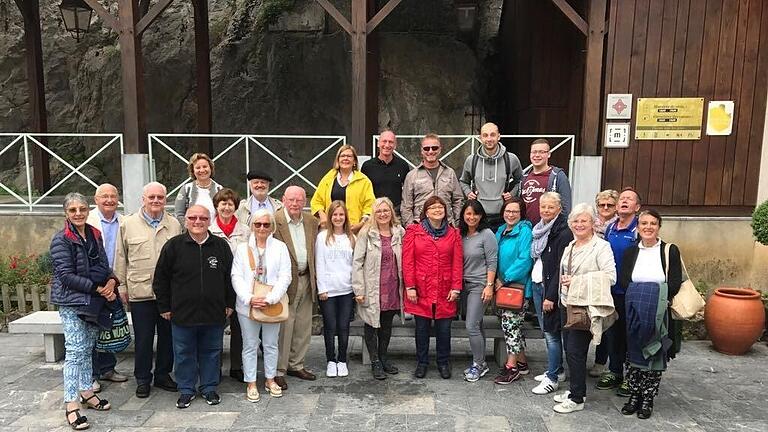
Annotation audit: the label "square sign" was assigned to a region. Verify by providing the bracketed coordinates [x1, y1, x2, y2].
[606, 93, 632, 119]
[605, 123, 630, 148]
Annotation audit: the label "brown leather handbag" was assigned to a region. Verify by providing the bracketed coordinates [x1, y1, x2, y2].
[495, 283, 525, 312]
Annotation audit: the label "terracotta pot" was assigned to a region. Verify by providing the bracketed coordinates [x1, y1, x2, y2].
[704, 288, 765, 355]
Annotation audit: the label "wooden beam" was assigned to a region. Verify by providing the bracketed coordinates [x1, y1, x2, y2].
[366, 0, 402, 34]
[580, 0, 608, 156]
[14, 0, 50, 191]
[192, 0, 213, 154]
[551, 0, 588, 36]
[117, 0, 147, 153]
[365, 0, 380, 156]
[350, 0, 367, 154]
[315, 0, 352, 35]
[136, 0, 175, 35]
[82, 0, 119, 32]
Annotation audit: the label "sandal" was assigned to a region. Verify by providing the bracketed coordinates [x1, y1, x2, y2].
[80, 394, 111, 411]
[65, 408, 89, 430]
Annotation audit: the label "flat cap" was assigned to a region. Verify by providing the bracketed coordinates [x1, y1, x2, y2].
[246, 170, 273, 182]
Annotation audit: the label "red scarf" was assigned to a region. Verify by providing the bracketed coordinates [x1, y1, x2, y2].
[217, 215, 238, 238]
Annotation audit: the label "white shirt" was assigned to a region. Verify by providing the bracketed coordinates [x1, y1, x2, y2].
[631, 240, 666, 284]
[194, 187, 216, 220]
[315, 231, 354, 297]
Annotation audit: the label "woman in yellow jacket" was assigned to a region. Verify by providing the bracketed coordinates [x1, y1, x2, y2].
[311, 145, 376, 234]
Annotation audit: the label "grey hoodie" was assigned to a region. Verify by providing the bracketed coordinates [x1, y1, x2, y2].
[459, 143, 523, 215]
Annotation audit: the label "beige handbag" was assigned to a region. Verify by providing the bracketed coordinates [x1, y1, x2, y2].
[665, 243, 705, 320]
[247, 246, 289, 323]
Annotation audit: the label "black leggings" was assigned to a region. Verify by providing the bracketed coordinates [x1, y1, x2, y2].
[363, 310, 398, 363]
[319, 293, 355, 362]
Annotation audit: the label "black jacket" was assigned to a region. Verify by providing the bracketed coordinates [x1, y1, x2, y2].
[541, 212, 573, 333]
[153, 232, 235, 326]
[619, 240, 684, 358]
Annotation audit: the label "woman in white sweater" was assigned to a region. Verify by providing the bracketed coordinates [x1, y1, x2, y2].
[315, 200, 356, 378]
[231, 209, 292, 402]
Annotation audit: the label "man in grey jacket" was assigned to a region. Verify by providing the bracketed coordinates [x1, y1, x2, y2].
[460, 122, 523, 231]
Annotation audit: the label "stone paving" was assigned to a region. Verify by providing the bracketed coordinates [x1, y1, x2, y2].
[0, 332, 766, 431]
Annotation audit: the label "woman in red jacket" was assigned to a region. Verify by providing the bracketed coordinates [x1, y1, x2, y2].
[403, 196, 463, 379]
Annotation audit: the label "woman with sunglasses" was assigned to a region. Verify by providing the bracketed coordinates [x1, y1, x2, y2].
[231, 209, 292, 402]
[311, 145, 376, 234]
[594, 189, 619, 240]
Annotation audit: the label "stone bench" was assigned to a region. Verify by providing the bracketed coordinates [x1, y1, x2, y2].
[349, 315, 542, 367]
[8, 311, 135, 363]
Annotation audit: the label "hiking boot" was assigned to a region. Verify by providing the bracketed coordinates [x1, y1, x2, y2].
[637, 399, 654, 419]
[621, 394, 641, 416]
[596, 372, 622, 390]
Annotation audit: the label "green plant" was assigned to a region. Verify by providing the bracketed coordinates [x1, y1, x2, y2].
[256, 0, 296, 30]
[751, 200, 768, 245]
[0, 253, 52, 288]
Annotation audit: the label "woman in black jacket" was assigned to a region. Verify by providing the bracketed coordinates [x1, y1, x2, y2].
[50, 193, 117, 430]
[530, 192, 573, 395]
[619, 209, 682, 419]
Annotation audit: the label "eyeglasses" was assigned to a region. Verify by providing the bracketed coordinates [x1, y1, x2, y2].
[186, 216, 209, 222]
[66, 207, 89, 215]
[530, 150, 549, 155]
[146, 194, 166, 200]
[598, 203, 616, 209]
[375, 209, 391, 215]
[504, 210, 521, 215]
[253, 222, 271, 228]
[427, 205, 444, 212]
[422, 146, 440, 152]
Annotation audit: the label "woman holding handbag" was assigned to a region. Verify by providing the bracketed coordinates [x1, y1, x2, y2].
[618, 209, 682, 419]
[493, 197, 533, 385]
[530, 192, 573, 395]
[352, 197, 405, 380]
[554, 203, 616, 414]
[459, 200, 498, 382]
[231, 209, 292, 402]
[403, 196, 463, 380]
[315, 201, 356, 378]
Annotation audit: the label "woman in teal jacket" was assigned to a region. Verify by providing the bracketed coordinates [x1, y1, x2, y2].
[493, 197, 534, 385]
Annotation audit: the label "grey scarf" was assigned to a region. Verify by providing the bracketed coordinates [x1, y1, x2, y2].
[531, 216, 557, 259]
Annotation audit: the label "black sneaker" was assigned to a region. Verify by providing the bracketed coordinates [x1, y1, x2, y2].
[176, 393, 195, 409]
[516, 361, 530, 375]
[135, 383, 150, 398]
[202, 391, 221, 405]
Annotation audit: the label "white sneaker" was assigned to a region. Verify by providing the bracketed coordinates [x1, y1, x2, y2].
[336, 362, 348, 377]
[588, 363, 607, 378]
[92, 379, 101, 393]
[532, 377, 559, 395]
[553, 391, 586, 403]
[554, 398, 584, 413]
[326, 361, 337, 378]
[534, 371, 566, 382]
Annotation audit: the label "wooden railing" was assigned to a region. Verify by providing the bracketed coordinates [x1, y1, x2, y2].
[0, 284, 54, 313]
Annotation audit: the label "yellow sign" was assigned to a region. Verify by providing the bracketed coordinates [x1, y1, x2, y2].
[635, 97, 704, 140]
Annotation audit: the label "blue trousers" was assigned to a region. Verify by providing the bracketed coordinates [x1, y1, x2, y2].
[92, 350, 117, 378]
[60, 306, 99, 402]
[130, 300, 174, 385]
[531, 282, 564, 381]
[171, 323, 224, 395]
[414, 306, 452, 367]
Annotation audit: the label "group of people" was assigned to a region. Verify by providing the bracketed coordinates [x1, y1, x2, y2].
[50, 123, 684, 430]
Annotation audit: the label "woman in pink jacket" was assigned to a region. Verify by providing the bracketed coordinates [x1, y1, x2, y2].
[403, 196, 463, 380]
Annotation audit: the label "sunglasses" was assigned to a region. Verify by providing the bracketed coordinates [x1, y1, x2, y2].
[186, 216, 209, 222]
[422, 146, 440, 152]
[598, 203, 616, 208]
[253, 222, 271, 228]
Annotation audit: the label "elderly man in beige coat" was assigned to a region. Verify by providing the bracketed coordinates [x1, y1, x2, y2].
[272, 186, 318, 390]
[114, 182, 181, 399]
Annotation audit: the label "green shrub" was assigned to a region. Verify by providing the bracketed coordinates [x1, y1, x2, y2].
[0, 253, 52, 288]
[751, 200, 768, 245]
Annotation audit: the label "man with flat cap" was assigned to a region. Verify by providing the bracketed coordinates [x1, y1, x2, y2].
[236, 170, 284, 222]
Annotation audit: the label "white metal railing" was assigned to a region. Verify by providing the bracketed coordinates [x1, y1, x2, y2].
[0, 133, 124, 212]
[372, 134, 576, 174]
[148, 134, 347, 198]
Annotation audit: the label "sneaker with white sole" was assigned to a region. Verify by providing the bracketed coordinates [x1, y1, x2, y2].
[91, 379, 101, 393]
[553, 397, 584, 414]
[326, 361, 337, 378]
[553, 391, 586, 403]
[531, 376, 559, 395]
[336, 362, 348, 377]
[464, 363, 490, 383]
[534, 371, 566, 383]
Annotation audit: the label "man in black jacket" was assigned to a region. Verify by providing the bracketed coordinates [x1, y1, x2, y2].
[154, 205, 235, 409]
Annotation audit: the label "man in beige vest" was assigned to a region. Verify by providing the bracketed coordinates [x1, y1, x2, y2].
[272, 185, 318, 390]
[114, 182, 182, 398]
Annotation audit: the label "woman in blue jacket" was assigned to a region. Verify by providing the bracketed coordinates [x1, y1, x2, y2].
[50, 193, 117, 430]
[493, 197, 533, 385]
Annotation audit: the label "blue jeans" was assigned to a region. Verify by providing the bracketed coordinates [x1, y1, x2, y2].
[318, 293, 354, 363]
[414, 307, 452, 367]
[171, 323, 224, 395]
[531, 282, 564, 382]
[92, 350, 117, 378]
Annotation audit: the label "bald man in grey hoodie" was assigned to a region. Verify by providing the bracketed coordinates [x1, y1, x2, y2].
[460, 122, 523, 231]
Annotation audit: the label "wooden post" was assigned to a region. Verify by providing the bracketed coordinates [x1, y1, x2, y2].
[365, 0, 379, 156]
[192, 0, 213, 155]
[118, 0, 147, 154]
[350, 0, 368, 155]
[580, 0, 607, 156]
[14, 0, 51, 192]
